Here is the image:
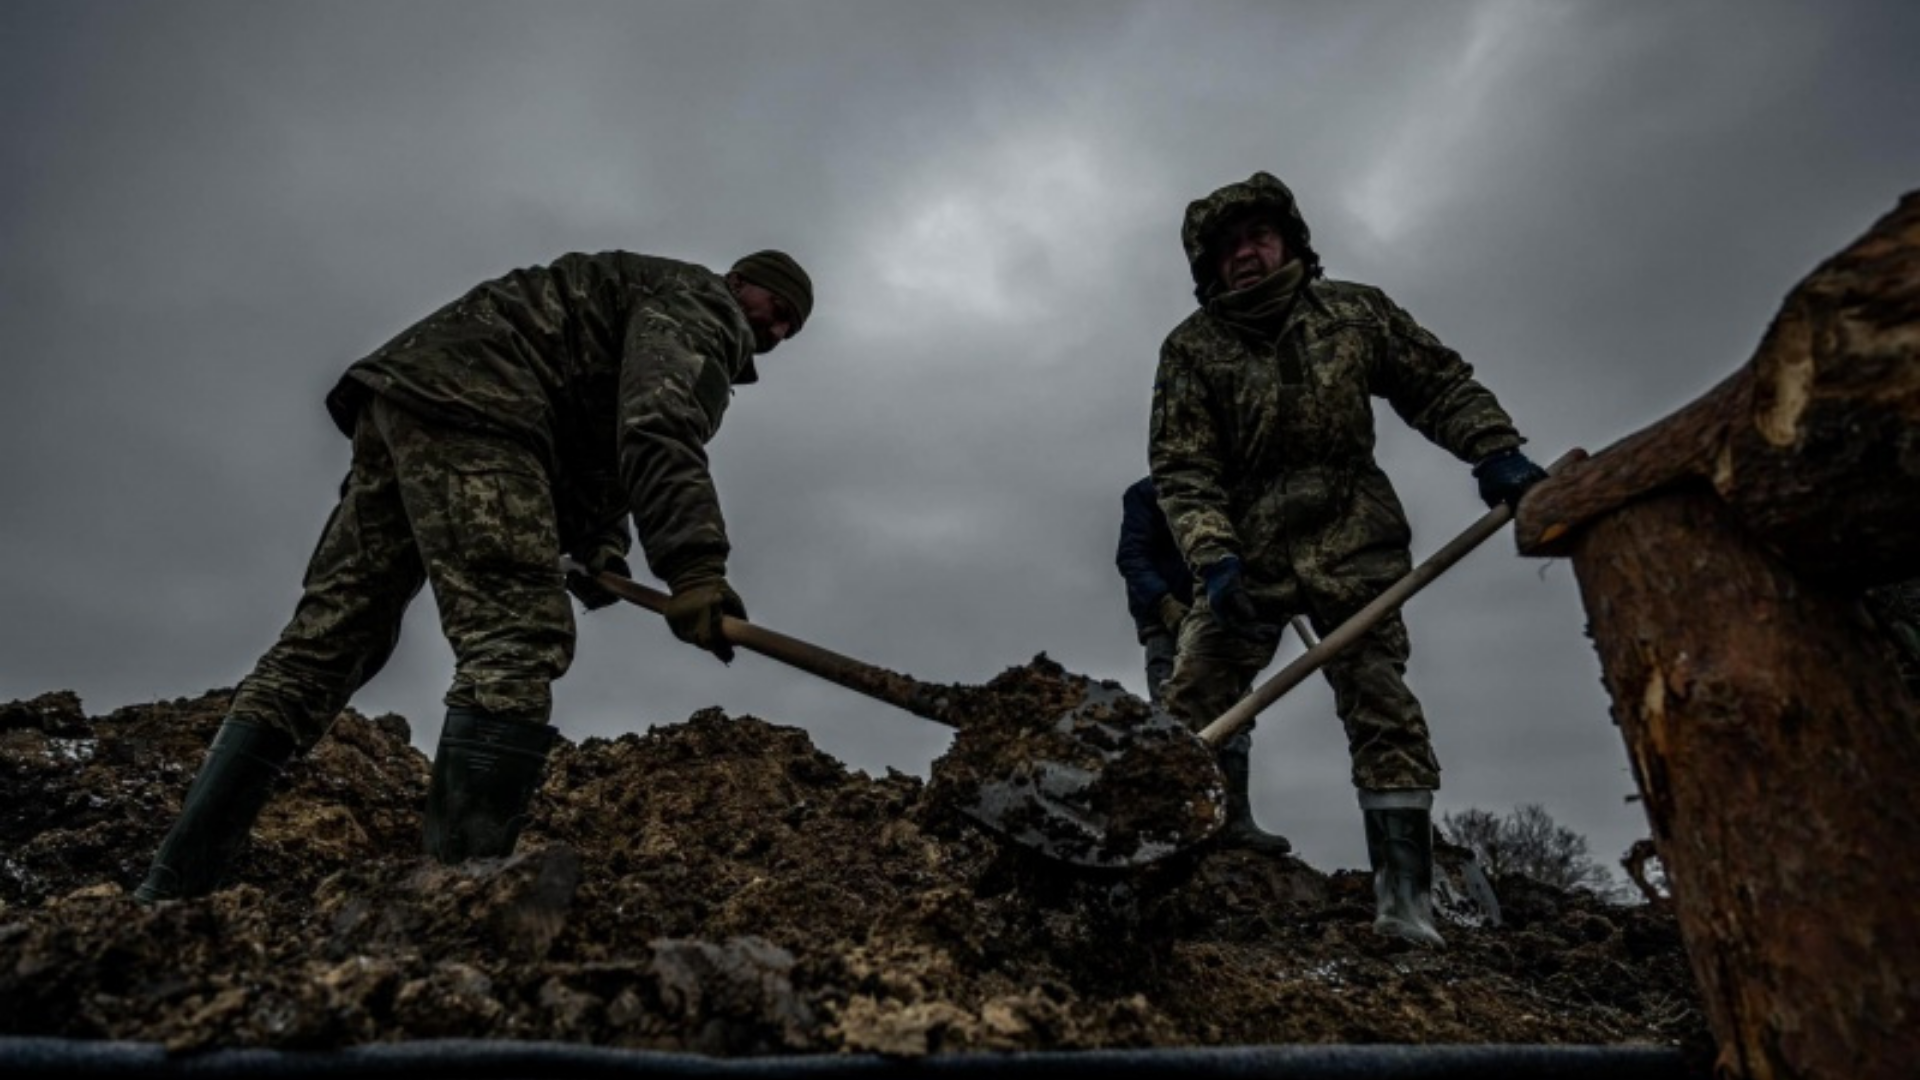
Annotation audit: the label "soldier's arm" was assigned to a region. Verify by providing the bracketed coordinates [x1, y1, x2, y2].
[1116, 482, 1174, 620]
[1368, 291, 1523, 463]
[616, 279, 748, 586]
[1149, 341, 1241, 572]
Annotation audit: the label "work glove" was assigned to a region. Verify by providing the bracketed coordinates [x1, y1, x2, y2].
[565, 548, 630, 612]
[1472, 448, 1550, 510]
[1156, 593, 1191, 634]
[664, 565, 747, 664]
[1201, 556, 1280, 644]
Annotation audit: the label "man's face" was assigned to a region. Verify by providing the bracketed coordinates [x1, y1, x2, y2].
[731, 278, 799, 354]
[1211, 215, 1288, 291]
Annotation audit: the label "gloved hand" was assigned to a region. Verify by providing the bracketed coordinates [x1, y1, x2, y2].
[1472, 448, 1549, 510]
[565, 548, 630, 612]
[1201, 556, 1279, 644]
[1156, 593, 1190, 634]
[664, 567, 747, 663]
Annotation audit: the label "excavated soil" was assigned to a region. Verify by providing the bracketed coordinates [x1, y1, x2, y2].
[0, 662, 1709, 1063]
[929, 658, 1226, 867]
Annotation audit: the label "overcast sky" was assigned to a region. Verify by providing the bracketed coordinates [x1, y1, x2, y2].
[5, 0, 1916, 881]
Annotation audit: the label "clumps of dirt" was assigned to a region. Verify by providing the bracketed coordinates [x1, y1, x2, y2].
[927, 656, 1225, 868]
[0, 665, 1709, 1060]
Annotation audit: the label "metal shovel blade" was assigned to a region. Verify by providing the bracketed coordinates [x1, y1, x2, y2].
[942, 680, 1227, 870]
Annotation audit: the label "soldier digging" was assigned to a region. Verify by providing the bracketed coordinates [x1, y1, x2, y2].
[135, 249, 813, 903]
[1149, 172, 1546, 946]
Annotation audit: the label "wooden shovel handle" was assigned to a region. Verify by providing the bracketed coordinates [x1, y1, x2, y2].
[591, 571, 957, 727]
[1197, 450, 1583, 746]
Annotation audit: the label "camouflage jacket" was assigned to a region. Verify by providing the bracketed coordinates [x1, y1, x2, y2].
[325, 251, 757, 585]
[1150, 279, 1522, 584]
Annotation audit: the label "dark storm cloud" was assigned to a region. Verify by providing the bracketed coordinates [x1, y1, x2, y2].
[4, 0, 1915, 876]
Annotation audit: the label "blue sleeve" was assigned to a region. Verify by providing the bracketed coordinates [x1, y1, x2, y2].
[1116, 480, 1173, 626]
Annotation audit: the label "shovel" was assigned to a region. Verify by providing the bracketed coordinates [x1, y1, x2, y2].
[581, 570, 958, 724]
[583, 452, 1568, 872]
[577, 569, 1224, 866]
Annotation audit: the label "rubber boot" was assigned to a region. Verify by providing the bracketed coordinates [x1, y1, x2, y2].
[134, 718, 296, 904]
[423, 706, 558, 864]
[1359, 788, 1446, 948]
[1215, 732, 1293, 855]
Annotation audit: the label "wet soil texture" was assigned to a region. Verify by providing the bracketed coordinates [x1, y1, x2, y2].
[930, 657, 1227, 868]
[0, 668, 1708, 1060]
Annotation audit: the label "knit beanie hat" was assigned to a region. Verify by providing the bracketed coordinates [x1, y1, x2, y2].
[730, 250, 813, 334]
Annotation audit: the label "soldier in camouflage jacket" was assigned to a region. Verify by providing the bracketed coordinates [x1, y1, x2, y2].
[1150, 173, 1546, 945]
[137, 249, 813, 904]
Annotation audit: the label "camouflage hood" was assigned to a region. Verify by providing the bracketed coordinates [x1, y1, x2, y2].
[1181, 171, 1323, 300]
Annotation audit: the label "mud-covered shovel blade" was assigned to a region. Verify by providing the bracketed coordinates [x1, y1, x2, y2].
[942, 681, 1226, 869]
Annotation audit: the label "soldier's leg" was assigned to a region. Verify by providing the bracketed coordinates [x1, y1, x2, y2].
[374, 398, 574, 862]
[1316, 610, 1440, 793]
[377, 398, 573, 723]
[228, 410, 427, 745]
[1315, 605, 1445, 946]
[138, 409, 424, 903]
[1143, 630, 1178, 708]
[1163, 611, 1292, 854]
[1163, 607, 1270, 730]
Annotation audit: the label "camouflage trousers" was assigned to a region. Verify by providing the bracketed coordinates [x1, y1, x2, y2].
[230, 396, 574, 747]
[1163, 585, 1441, 792]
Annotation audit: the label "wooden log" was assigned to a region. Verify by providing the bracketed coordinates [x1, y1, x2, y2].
[1518, 191, 1920, 591]
[1512, 194, 1920, 1078]
[1567, 489, 1918, 1079]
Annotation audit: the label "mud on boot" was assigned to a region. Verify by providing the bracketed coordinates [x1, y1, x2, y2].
[424, 706, 558, 864]
[1360, 788, 1445, 948]
[134, 718, 297, 904]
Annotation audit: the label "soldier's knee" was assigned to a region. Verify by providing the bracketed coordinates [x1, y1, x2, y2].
[452, 679, 556, 726]
[1163, 668, 1229, 730]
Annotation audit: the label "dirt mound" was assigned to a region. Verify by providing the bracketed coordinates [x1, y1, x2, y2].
[0, 669, 1708, 1060]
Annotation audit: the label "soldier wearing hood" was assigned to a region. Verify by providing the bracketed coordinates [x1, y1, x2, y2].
[136, 249, 814, 904]
[1150, 173, 1546, 947]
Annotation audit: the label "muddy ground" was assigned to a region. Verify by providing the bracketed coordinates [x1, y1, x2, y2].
[0, 663, 1708, 1063]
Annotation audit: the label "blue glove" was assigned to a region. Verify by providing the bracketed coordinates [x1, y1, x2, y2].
[1472, 449, 1549, 510]
[1202, 556, 1280, 644]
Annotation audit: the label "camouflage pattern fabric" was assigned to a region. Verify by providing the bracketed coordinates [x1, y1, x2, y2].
[1150, 173, 1528, 791]
[1164, 581, 1441, 791]
[230, 397, 575, 746]
[324, 251, 759, 587]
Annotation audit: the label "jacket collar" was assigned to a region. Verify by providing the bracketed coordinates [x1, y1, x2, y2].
[1205, 277, 1327, 347]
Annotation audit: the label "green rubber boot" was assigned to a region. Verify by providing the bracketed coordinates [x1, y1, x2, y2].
[1216, 732, 1293, 856]
[134, 718, 296, 904]
[1360, 788, 1446, 948]
[423, 706, 558, 864]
